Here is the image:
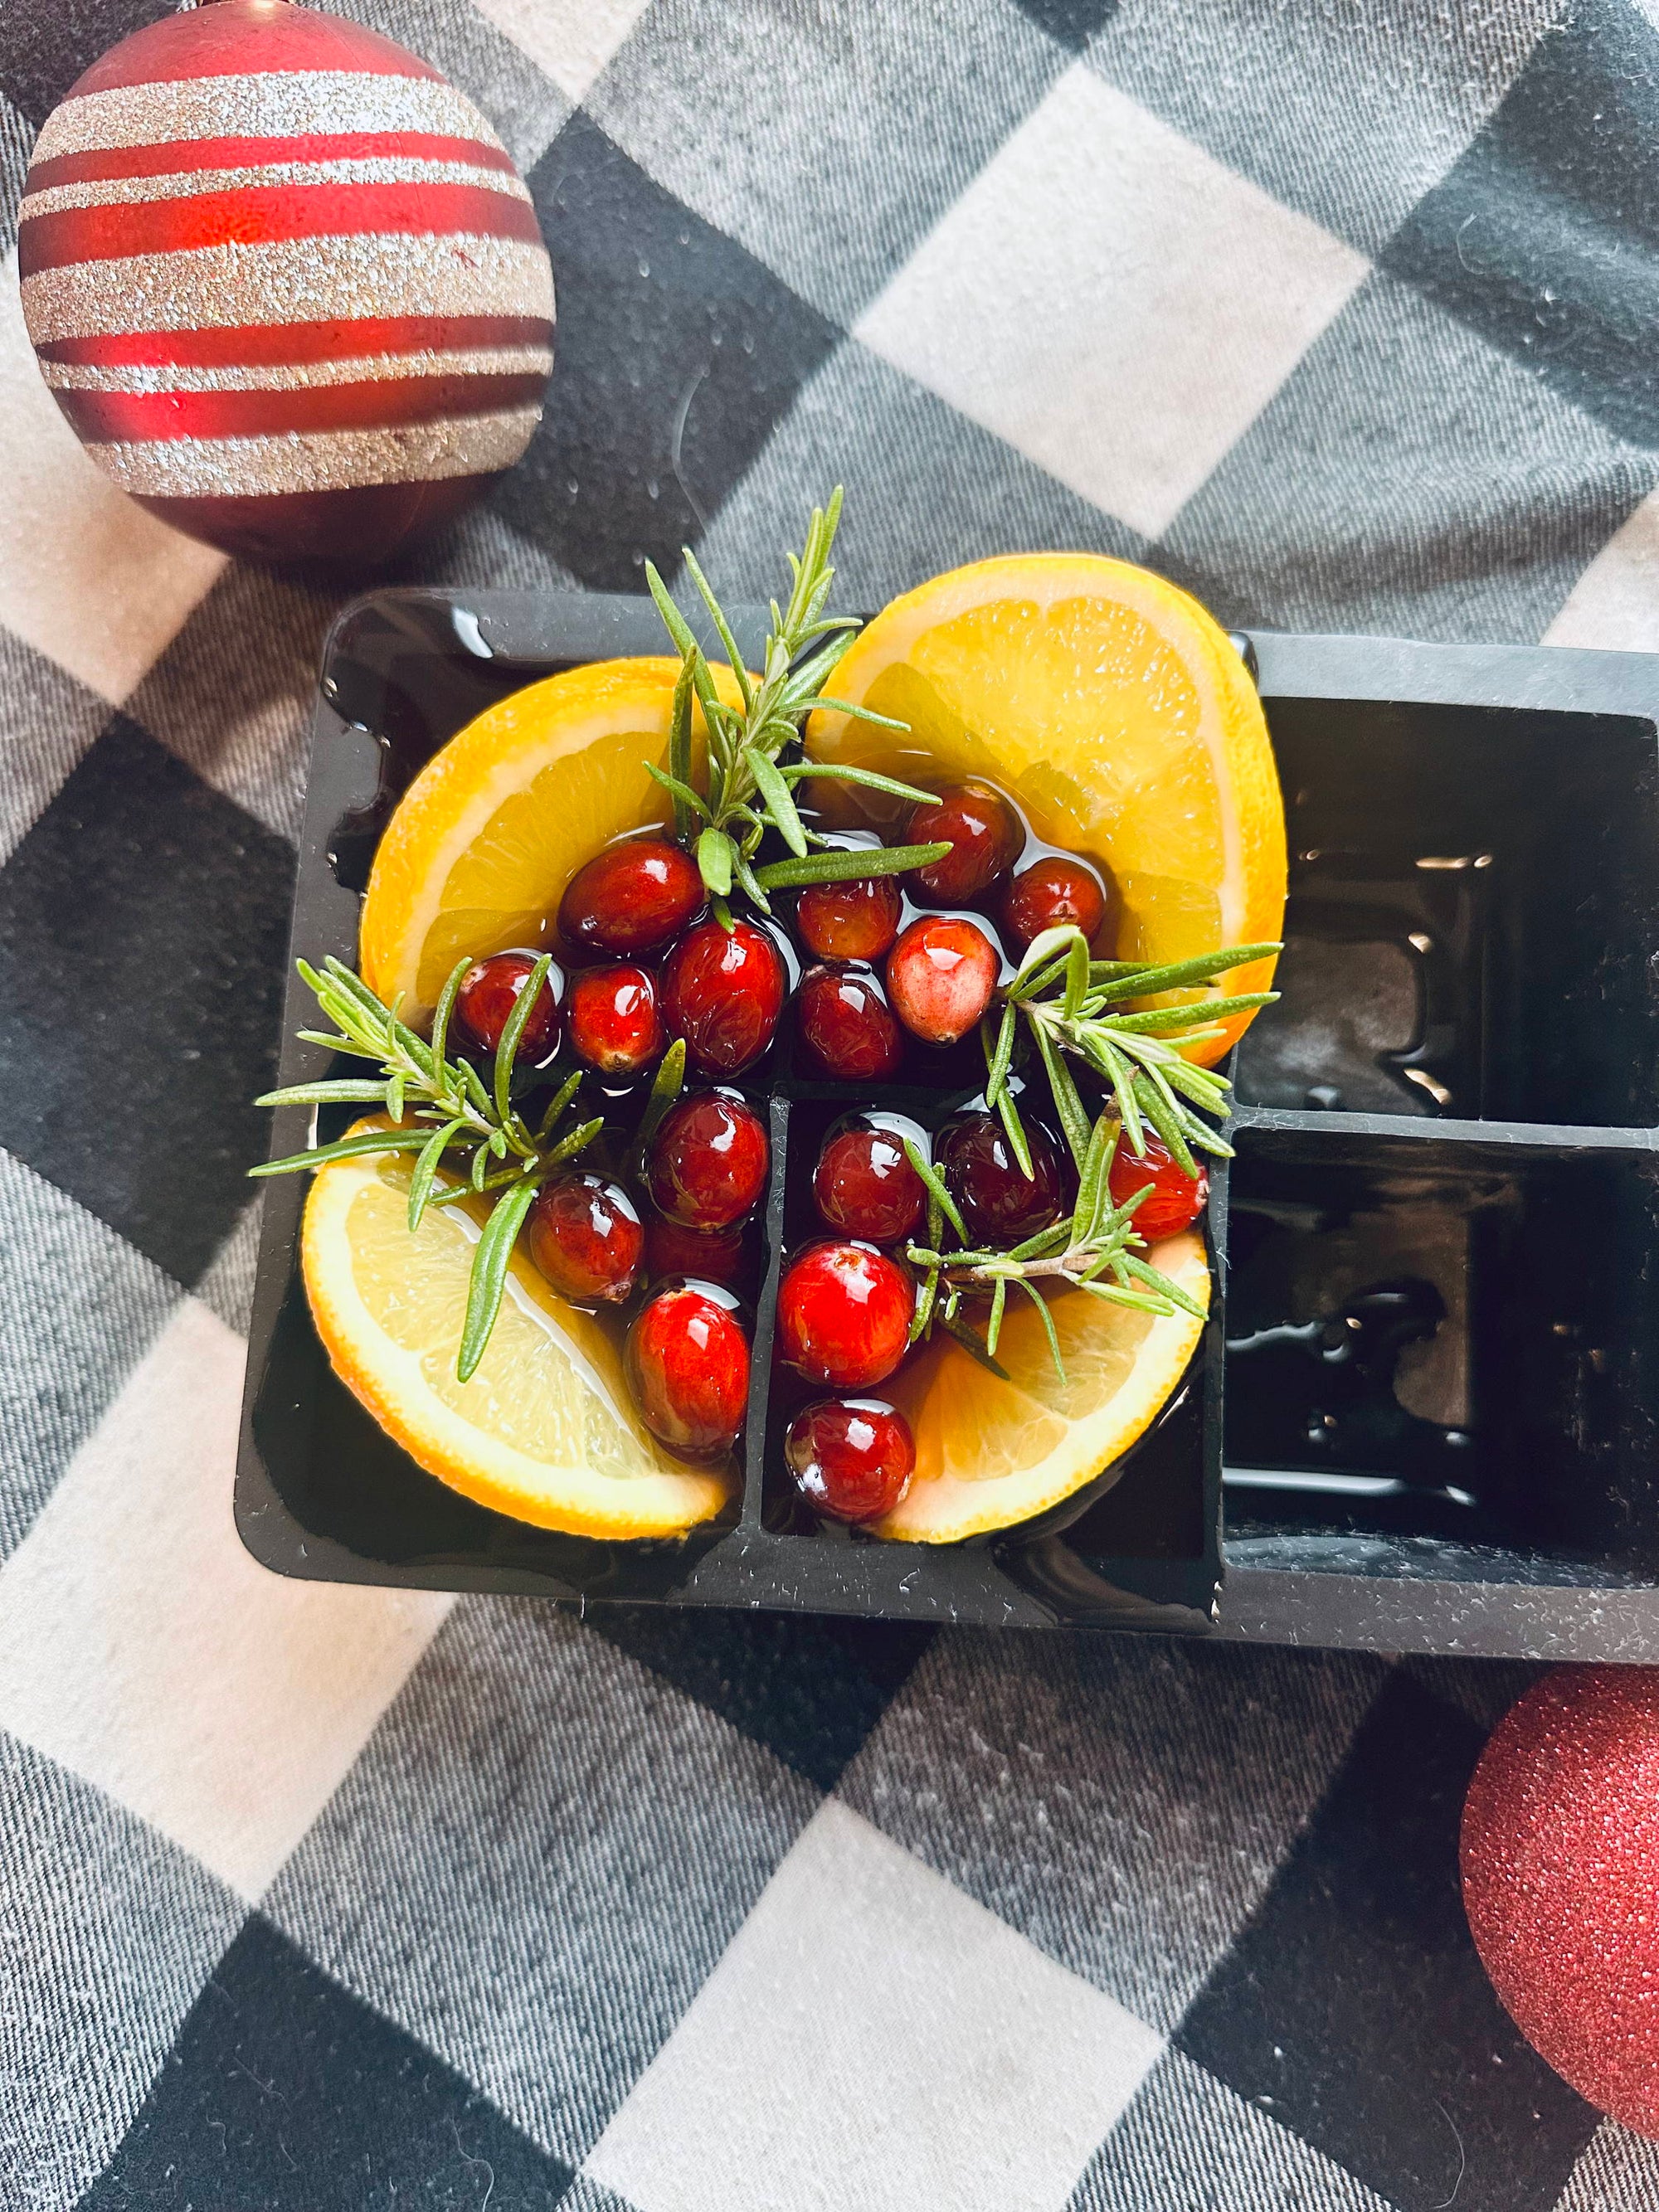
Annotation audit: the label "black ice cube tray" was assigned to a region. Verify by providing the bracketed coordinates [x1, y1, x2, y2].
[236, 591, 1659, 1661]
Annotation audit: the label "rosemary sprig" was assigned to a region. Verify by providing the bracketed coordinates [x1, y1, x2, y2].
[644, 487, 950, 918]
[251, 955, 602, 1381]
[984, 926, 1281, 1178]
[903, 1116, 1206, 1383]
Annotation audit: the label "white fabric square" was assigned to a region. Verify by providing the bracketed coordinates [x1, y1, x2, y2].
[587, 1799, 1162, 2212]
[854, 67, 1369, 538]
[470, 0, 651, 104]
[0, 250, 226, 707]
[0, 1296, 451, 1901]
[1545, 489, 1659, 651]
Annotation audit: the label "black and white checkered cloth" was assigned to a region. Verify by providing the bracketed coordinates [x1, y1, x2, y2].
[2, 1, 1657, 2205]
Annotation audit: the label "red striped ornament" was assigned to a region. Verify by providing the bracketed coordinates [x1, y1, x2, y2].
[18, 0, 555, 563]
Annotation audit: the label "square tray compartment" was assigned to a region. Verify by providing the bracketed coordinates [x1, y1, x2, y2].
[236, 597, 1659, 1658]
[236, 589, 1222, 1636]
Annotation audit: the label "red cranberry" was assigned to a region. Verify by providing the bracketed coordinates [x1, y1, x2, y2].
[906, 782, 1022, 905]
[813, 1116, 927, 1244]
[646, 1088, 770, 1229]
[786, 1398, 915, 1524]
[454, 950, 562, 1063]
[644, 1208, 750, 1292]
[1108, 1130, 1209, 1242]
[937, 1109, 1065, 1245]
[1000, 854, 1110, 950]
[558, 838, 703, 957]
[567, 963, 664, 1077]
[885, 916, 1000, 1048]
[776, 1240, 913, 1389]
[661, 918, 786, 1076]
[795, 963, 904, 1081]
[625, 1282, 750, 1459]
[795, 874, 902, 963]
[525, 1174, 643, 1306]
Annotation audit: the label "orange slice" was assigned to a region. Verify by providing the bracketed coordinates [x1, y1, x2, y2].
[302, 1133, 732, 1538]
[359, 657, 748, 1026]
[807, 554, 1285, 1061]
[879, 1233, 1209, 1542]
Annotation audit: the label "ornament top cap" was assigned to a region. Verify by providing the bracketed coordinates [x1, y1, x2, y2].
[61, 0, 445, 108]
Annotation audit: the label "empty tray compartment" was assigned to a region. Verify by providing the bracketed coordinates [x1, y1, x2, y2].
[1224, 1124, 1659, 1578]
[1233, 697, 1659, 1126]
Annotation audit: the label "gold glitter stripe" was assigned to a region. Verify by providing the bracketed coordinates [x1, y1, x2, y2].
[85, 403, 542, 497]
[19, 157, 531, 220]
[21, 232, 555, 343]
[32, 72, 505, 163]
[41, 344, 554, 394]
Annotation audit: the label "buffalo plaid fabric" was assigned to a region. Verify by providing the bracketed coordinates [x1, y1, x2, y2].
[2, 2, 1658, 2205]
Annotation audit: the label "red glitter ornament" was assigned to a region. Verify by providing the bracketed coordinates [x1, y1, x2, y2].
[1461, 1665, 1659, 2137]
[18, 0, 554, 563]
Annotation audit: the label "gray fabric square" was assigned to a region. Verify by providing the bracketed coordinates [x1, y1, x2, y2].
[1554, 2121, 1659, 2211]
[0, 1731, 244, 2212]
[0, 85, 31, 257]
[1155, 270, 1657, 641]
[315, 0, 572, 171]
[694, 341, 1141, 613]
[1073, 2047, 1396, 2212]
[1399, 1655, 1541, 1733]
[839, 1631, 1385, 2034]
[0, 1148, 178, 1560]
[0, 630, 111, 870]
[426, 500, 587, 595]
[585, 0, 1069, 325]
[565, 2178, 644, 2212]
[125, 566, 339, 846]
[265, 1599, 819, 2166]
[1086, 0, 1565, 257]
[192, 1195, 263, 1341]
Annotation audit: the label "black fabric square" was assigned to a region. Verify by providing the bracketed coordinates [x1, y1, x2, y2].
[1013, 0, 1117, 51]
[0, 0, 173, 124]
[501, 112, 842, 591]
[591, 1607, 934, 1792]
[1384, 0, 1659, 447]
[79, 1914, 572, 2211]
[1175, 1671, 1598, 2212]
[0, 716, 292, 1289]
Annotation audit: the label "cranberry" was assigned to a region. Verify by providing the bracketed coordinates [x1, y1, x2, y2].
[776, 1240, 913, 1389]
[906, 782, 1022, 905]
[453, 949, 562, 1064]
[786, 1398, 916, 1524]
[795, 873, 902, 963]
[558, 837, 703, 957]
[661, 918, 786, 1076]
[625, 1282, 750, 1459]
[525, 1174, 643, 1306]
[813, 1116, 927, 1244]
[567, 962, 664, 1077]
[937, 1108, 1065, 1246]
[1000, 854, 1110, 950]
[644, 1208, 750, 1292]
[885, 916, 1000, 1048]
[646, 1088, 770, 1229]
[1108, 1130, 1209, 1242]
[795, 963, 904, 1081]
